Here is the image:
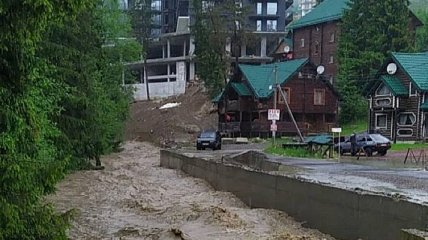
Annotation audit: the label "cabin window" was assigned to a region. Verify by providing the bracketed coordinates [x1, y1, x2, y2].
[314, 41, 320, 55]
[329, 55, 334, 64]
[397, 128, 413, 137]
[277, 87, 290, 104]
[329, 32, 335, 43]
[375, 114, 387, 129]
[409, 82, 417, 96]
[375, 98, 391, 107]
[314, 89, 325, 105]
[397, 112, 416, 126]
[300, 38, 305, 48]
[375, 83, 391, 96]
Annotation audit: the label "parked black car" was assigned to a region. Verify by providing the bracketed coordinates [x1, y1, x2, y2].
[334, 133, 391, 156]
[196, 130, 221, 150]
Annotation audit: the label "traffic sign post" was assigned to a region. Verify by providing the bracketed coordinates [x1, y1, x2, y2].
[331, 127, 342, 162]
[268, 109, 280, 146]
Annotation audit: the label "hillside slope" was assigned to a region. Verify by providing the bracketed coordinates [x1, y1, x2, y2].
[125, 83, 218, 147]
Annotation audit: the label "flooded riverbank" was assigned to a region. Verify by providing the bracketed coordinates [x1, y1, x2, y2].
[48, 141, 333, 239]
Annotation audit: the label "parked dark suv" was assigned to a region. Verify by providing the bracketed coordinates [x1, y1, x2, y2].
[196, 130, 221, 150]
[334, 133, 391, 156]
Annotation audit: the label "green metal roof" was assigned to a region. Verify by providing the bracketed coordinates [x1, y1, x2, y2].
[391, 52, 428, 91]
[239, 58, 309, 99]
[380, 75, 408, 96]
[212, 91, 224, 103]
[304, 134, 332, 145]
[231, 82, 252, 96]
[288, 0, 348, 30]
[421, 101, 428, 111]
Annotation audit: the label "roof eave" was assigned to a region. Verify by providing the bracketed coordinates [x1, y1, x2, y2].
[289, 15, 342, 30]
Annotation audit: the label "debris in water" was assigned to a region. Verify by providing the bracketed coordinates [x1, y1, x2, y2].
[159, 102, 181, 109]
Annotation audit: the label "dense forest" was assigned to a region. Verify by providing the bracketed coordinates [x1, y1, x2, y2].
[0, 1, 140, 239]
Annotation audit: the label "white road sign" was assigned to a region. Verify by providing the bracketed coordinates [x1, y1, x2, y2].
[331, 127, 342, 133]
[268, 109, 280, 120]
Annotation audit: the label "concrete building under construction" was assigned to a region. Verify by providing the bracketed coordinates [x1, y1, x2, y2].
[124, 0, 294, 101]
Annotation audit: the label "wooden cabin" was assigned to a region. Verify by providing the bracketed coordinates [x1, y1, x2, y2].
[214, 58, 340, 137]
[287, 0, 422, 86]
[367, 52, 428, 142]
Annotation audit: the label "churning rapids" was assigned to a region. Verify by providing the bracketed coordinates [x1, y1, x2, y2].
[48, 141, 334, 240]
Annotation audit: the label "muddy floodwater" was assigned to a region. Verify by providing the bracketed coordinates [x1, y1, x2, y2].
[48, 141, 334, 239]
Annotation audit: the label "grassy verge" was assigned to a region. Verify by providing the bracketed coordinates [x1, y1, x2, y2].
[339, 120, 368, 136]
[264, 144, 323, 159]
[391, 143, 427, 151]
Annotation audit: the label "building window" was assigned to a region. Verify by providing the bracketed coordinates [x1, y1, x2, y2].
[119, 0, 128, 10]
[398, 112, 416, 126]
[278, 88, 290, 104]
[314, 41, 319, 55]
[329, 32, 335, 43]
[256, 20, 262, 31]
[257, 2, 262, 15]
[151, 0, 161, 11]
[397, 128, 413, 137]
[409, 82, 417, 96]
[376, 83, 391, 96]
[267, 2, 277, 15]
[267, 20, 277, 31]
[300, 38, 305, 48]
[329, 55, 334, 64]
[375, 98, 392, 107]
[375, 114, 387, 129]
[314, 89, 325, 105]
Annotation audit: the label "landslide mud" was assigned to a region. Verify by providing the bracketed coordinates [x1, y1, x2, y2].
[48, 141, 334, 239]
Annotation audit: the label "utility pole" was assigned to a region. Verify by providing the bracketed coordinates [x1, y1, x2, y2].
[273, 64, 278, 145]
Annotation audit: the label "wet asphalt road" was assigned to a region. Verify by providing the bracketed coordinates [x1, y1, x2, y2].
[180, 143, 428, 205]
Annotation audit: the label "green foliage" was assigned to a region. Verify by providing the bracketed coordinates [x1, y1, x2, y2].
[191, 0, 227, 97]
[264, 145, 323, 159]
[0, 0, 140, 238]
[337, 0, 414, 123]
[40, 0, 137, 169]
[415, 9, 428, 51]
[191, 0, 254, 97]
[340, 119, 368, 136]
[391, 142, 427, 150]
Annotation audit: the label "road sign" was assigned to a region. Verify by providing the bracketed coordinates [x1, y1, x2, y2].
[268, 109, 280, 120]
[331, 127, 342, 133]
[270, 123, 277, 132]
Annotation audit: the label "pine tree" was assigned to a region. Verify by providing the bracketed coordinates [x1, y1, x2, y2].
[337, 0, 414, 122]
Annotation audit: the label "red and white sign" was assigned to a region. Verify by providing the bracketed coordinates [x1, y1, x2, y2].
[268, 109, 280, 120]
[270, 123, 277, 132]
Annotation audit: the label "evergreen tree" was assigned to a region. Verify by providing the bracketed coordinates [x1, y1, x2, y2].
[415, 9, 428, 51]
[0, 1, 88, 238]
[191, 0, 254, 97]
[40, 0, 140, 169]
[337, 0, 413, 122]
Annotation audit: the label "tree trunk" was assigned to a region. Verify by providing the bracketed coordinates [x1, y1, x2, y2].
[144, 58, 150, 101]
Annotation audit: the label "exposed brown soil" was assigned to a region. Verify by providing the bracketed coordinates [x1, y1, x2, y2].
[125, 83, 218, 147]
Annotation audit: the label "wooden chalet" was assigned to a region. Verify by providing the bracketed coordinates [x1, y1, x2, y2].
[367, 52, 428, 142]
[214, 58, 340, 137]
[286, 0, 422, 85]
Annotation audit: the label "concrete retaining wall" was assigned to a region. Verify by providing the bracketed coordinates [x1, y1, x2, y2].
[160, 150, 428, 240]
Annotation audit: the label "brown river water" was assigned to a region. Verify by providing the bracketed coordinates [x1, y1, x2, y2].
[48, 141, 334, 240]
